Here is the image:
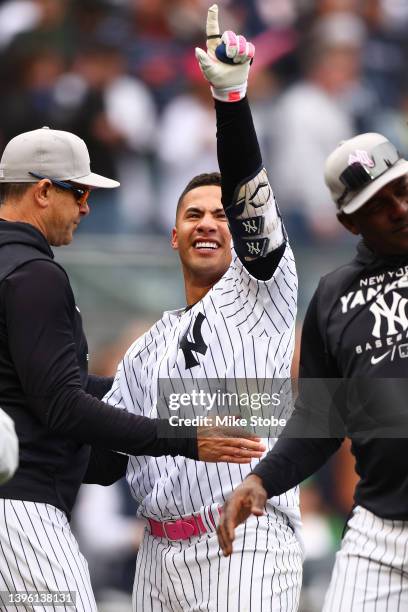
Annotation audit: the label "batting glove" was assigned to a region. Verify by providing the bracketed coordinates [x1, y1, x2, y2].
[195, 4, 255, 102]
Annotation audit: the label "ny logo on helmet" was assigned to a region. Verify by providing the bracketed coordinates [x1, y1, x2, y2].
[348, 150, 374, 168]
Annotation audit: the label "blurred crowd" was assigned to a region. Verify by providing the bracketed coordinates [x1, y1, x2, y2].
[1, 0, 408, 242]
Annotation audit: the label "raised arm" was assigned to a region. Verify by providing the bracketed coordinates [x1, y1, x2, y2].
[196, 4, 286, 280]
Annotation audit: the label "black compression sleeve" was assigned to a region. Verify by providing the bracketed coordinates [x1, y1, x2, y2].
[215, 97, 285, 280]
[215, 97, 262, 209]
[4, 261, 198, 460]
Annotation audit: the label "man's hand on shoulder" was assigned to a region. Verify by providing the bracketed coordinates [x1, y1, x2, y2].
[195, 4, 255, 102]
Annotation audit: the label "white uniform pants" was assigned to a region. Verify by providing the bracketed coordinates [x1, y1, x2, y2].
[323, 505, 408, 611]
[133, 511, 303, 612]
[0, 500, 97, 612]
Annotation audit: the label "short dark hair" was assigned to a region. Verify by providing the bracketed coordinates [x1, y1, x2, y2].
[0, 183, 32, 205]
[176, 172, 221, 220]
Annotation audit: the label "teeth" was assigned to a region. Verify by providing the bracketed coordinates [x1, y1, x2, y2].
[195, 242, 217, 249]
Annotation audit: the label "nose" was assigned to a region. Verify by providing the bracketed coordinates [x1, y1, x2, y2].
[79, 201, 90, 217]
[196, 213, 217, 233]
[389, 196, 408, 222]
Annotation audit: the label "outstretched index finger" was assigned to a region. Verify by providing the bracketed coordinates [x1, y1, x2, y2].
[206, 4, 221, 52]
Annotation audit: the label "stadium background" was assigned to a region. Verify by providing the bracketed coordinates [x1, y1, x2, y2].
[1, 0, 406, 609]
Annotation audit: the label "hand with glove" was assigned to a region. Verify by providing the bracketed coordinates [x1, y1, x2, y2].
[195, 4, 255, 102]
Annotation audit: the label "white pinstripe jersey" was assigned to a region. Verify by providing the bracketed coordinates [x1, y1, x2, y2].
[105, 244, 300, 530]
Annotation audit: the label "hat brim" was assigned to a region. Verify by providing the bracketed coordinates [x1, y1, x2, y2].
[71, 171, 120, 189]
[341, 159, 408, 214]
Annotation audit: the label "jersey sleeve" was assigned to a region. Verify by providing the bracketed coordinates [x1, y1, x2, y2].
[218, 242, 297, 340]
[3, 261, 198, 460]
[251, 288, 344, 496]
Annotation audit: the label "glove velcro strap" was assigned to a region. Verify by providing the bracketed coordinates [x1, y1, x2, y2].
[228, 215, 265, 237]
[211, 82, 247, 102]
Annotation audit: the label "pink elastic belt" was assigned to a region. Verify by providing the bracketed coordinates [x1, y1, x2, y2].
[148, 512, 217, 541]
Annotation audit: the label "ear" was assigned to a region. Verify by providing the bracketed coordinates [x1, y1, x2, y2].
[171, 227, 178, 250]
[337, 211, 360, 236]
[33, 179, 53, 209]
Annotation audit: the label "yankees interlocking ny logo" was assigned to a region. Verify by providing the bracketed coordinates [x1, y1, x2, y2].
[247, 241, 261, 256]
[348, 149, 374, 168]
[180, 312, 208, 369]
[242, 219, 258, 234]
[369, 291, 408, 338]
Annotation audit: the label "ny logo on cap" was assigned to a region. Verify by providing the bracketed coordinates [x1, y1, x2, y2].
[348, 150, 375, 168]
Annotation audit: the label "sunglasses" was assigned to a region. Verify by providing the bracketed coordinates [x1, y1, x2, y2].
[29, 172, 91, 207]
[337, 142, 400, 209]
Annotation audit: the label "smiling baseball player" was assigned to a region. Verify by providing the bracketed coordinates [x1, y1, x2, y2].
[103, 5, 302, 611]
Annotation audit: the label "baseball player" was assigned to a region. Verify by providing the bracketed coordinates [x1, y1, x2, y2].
[0, 408, 18, 485]
[0, 124, 263, 611]
[218, 131, 408, 610]
[104, 5, 302, 611]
